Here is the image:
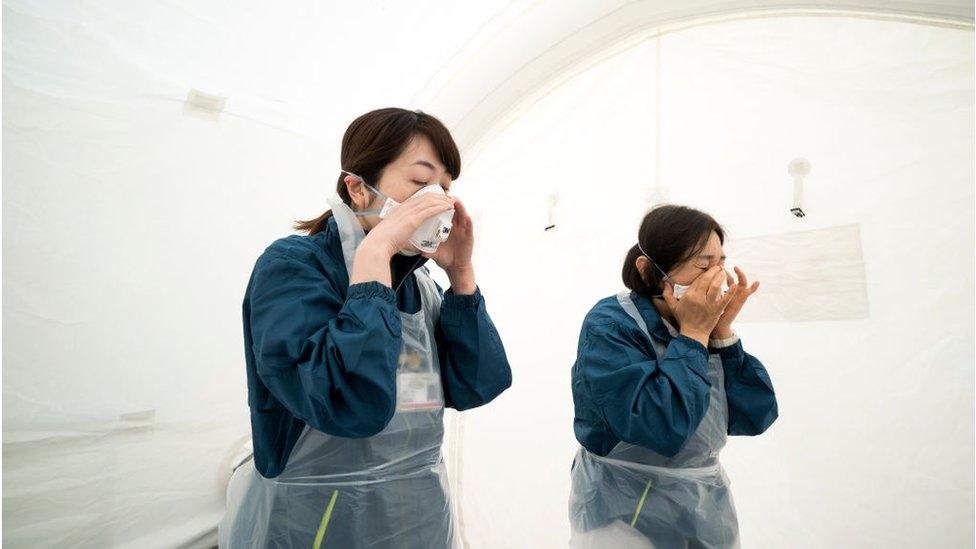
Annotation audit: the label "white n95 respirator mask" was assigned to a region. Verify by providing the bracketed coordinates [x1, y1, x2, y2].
[343, 170, 455, 256]
[670, 280, 729, 300]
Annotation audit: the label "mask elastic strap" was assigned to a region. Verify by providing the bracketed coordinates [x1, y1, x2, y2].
[637, 241, 670, 299]
[340, 170, 388, 217]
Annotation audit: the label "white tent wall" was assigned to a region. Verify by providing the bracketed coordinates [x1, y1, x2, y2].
[1, 84, 323, 547]
[2, 1, 512, 546]
[2, 1, 974, 548]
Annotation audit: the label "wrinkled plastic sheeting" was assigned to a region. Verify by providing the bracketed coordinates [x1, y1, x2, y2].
[2, 418, 247, 548]
[728, 224, 869, 323]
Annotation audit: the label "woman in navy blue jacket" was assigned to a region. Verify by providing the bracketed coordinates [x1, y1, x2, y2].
[221, 108, 511, 548]
[570, 205, 777, 548]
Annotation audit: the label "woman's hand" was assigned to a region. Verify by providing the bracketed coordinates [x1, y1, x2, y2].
[711, 266, 759, 339]
[351, 193, 455, 286]
[663, 266, 739, 347]
[424, 197, 477, 295]
[361, 193, 456, 257]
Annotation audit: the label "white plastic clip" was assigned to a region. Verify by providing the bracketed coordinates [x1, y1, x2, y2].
[545, 192, 559, 231]
[788, 158, 811, 218]
[183, 89, 227, 120]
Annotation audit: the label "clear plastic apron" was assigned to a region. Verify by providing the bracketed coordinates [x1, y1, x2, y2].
[219, 198, 458, 549]
[569, 291, 739, 549]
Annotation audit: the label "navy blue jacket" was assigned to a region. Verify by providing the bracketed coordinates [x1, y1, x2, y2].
[572, 293, 777, 458]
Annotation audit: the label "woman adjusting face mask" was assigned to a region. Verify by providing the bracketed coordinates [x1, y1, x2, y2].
[341, 169, 455, 256]
[222, 108, 512, 549]
[570, 204, 776, 549]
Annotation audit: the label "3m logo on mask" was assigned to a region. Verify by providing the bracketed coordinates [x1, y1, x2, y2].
[419, 224, 452, 249]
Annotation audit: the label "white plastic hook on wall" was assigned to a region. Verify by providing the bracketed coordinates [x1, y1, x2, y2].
[788, 157, 811, 218]
[545, 191, 559, 231]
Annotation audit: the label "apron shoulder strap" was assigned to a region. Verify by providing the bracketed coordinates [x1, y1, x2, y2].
[616, 290, 650, 334]
[327, 197, 366, 281]
[615, 291, 667, 358]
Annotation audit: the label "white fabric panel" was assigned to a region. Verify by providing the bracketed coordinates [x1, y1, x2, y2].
[1, 80, 316, 548]
[1, 0, 511, 137]
[454, 16, 973, 548]
[728, 224, 869, 322]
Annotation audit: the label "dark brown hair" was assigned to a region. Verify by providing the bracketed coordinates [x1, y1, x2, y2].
[622, 204, 725, 299]
[295, 108, 462, 235]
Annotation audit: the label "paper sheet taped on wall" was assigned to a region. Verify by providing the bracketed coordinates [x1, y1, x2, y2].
[183, 89, 227, 119]
[727, 224, 869, 322]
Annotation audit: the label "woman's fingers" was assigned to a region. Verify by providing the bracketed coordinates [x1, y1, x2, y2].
[410, 193, 454, 210]
[452, 197, 472, 226]
[405, 195, 454, 221]
[451, 196, 467, 214]
[734, 266, 748, 288]
[706, 267, 728, 301]
[721, 282, 740, 308]
[694, 266, 723, 294]
[662, 283, 679, 309]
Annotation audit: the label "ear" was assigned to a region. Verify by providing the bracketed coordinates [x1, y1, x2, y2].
[344, 175, 368, 209]
[635, 255, 652, 281]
